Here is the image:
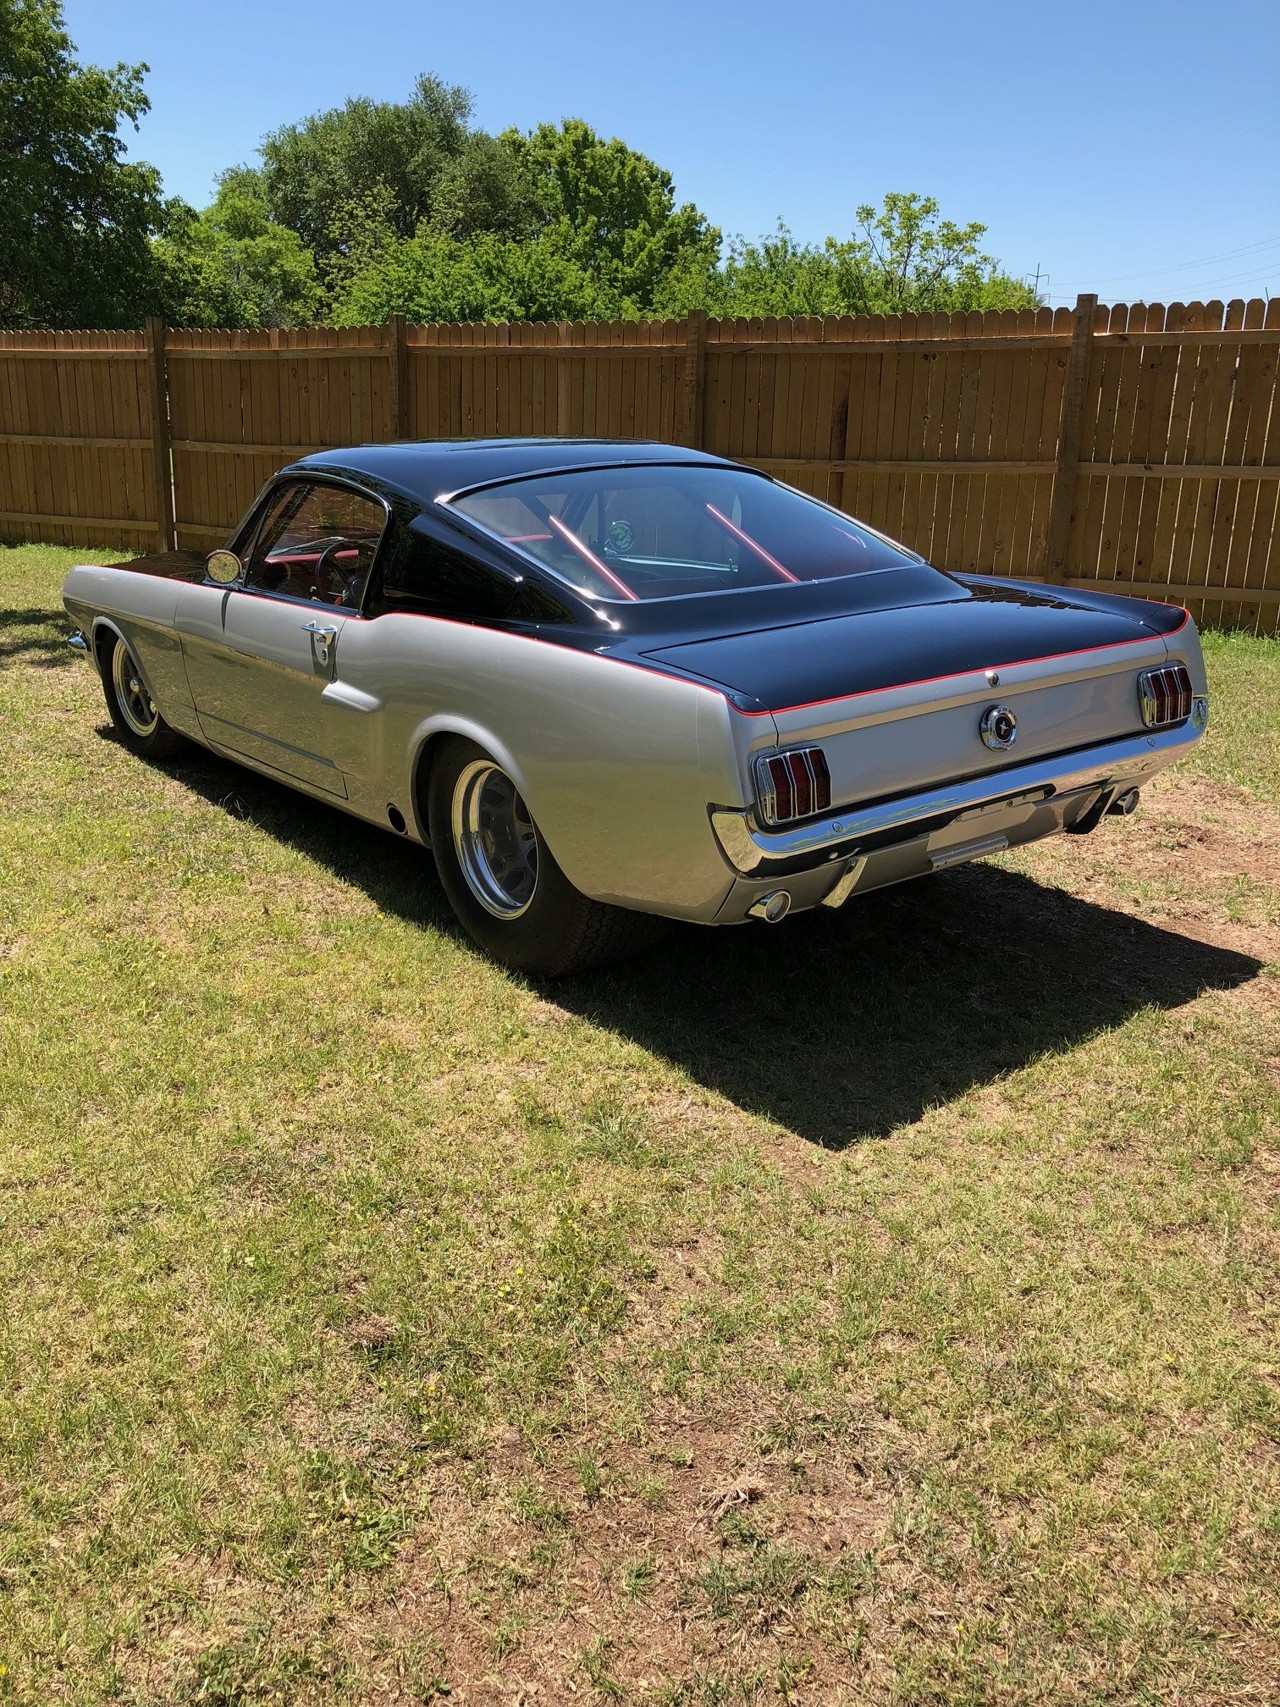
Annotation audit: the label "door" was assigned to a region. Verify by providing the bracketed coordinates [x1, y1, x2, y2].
[176, 479, 387, 796]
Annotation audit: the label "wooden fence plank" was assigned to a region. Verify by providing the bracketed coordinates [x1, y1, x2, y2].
[1185, 307, 1240, 625]
[883, 315, 915, 544]
[1145, 307, 1192, 605]
[145, 317, 175, 550]
[0, 429, 152, 449]
[862, 319, 892, 543]
[981, 316, 1020, 571]
[934, 314, 964, 553]
[1211, 300, 1267, 630]
[387, 314, 407, 440]
[1111, 304, 1165, 591]
[793, 318, 823, 503]
[1044, 293, 1098, 581]
[1130, 304, 1183, 599]
[633, 320, 651, 439]
[1236, 298, 1280, 631]
[837, 321, 867, 524]
[1062, 576, 1280, 607]
[986, 324, 1021, 577]
[954, 313, 986, 572]
[1009, 306, 1043, 572]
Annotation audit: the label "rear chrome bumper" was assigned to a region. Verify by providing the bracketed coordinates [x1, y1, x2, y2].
[710, 708, 1207, 877]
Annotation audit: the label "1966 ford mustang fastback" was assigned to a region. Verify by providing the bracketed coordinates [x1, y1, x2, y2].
[64, 438, 1209, 975]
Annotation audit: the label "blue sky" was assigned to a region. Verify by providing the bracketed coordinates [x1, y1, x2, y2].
[64, 0, 1280, 307]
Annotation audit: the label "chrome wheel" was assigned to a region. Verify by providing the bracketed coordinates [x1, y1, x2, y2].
[111, 640, 159, 739]
[451, 760, 539, 919]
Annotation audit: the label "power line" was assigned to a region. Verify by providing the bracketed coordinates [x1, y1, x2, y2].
[1046, 265, 1276, 305]
[1186, 267, 1276, 292]
[1052, 234, 1280, 288]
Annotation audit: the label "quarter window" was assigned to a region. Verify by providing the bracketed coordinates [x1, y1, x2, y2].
[245, 481, 387, 608]
[373, 526, 522, 620]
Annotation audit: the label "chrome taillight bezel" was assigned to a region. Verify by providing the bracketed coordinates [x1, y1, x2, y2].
[754, 747, 832, 826]
[1138, 664, 1193, 729]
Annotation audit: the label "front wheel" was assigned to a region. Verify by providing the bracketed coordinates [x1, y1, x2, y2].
[427, 737, 663, 977]
[101, 633, 184, 759]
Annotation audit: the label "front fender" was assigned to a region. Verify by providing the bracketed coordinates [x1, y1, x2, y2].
[89, 615, 131, 678]
[63, 565, 197, 731]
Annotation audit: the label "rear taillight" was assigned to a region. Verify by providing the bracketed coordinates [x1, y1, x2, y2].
[755, 747, 831, 825]
[1138, 664, 1193, 728]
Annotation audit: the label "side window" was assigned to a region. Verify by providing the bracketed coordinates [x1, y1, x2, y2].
[244, 481, 387, 608]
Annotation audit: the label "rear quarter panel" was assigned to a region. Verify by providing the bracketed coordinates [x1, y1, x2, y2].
[1159, 612, 1209, 694]
[332, 616, 752, 919]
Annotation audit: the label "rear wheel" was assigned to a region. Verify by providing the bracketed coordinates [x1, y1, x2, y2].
[427, 737, 663, 977]
[101, 633, 184, 759]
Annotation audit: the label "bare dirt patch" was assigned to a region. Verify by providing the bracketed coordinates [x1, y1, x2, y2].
[1021, 770, 1280, 972]
[357, 1405, 902, 1704]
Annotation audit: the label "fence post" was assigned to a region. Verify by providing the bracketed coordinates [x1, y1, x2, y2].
[145, 316, 176, 552]
[387, 313, 408, 440]
[681, 309, 707, 448]
[1043, 292, 1097, 583]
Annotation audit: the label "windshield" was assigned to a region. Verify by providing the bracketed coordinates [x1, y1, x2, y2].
[446, 464, 917, 603]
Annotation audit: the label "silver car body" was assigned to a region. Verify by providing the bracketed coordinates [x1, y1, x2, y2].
[63, 441, 1209, 926]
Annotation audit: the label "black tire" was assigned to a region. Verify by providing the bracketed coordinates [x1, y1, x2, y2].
[100, 632, 185, 760]
[426, 736, 664, 977]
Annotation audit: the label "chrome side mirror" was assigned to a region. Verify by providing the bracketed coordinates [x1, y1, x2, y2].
[206, 549, 243, 586]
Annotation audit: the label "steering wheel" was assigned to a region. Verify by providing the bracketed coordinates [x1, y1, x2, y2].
[311, 539, 359, 605]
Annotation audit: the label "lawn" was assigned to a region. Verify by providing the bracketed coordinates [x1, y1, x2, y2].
[1, 543, 1277, 1706]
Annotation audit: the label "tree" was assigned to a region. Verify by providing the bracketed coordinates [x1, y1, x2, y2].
[0, 0, 169, 327]
[662, 224, 842, 318]
[429, 131, 543, 243]
[328, 215, 607, 326]
[499, 120, 720, 314]
[683, 194, 1038, 319]
[154, 171, 323, 328]
[322, 112, 721, 323]
[833, 192, 1038, 313]
[250, 74, 492, 261]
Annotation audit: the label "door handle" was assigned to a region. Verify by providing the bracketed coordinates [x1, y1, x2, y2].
[302, 620, 339, 665]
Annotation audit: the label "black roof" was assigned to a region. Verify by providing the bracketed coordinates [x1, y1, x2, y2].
[292, 438, 736, 507]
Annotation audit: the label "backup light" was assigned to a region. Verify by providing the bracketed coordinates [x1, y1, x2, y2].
[1138, 664, 1193, 729]
[755, 747, 831, 825]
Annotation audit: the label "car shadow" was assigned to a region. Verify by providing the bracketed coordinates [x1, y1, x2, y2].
[0, 607, 80, 668]
[136, 733, 1264, 1150]
[563, 875, 1261, 1146]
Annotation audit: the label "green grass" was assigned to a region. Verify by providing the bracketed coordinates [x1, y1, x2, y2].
[1195, 631, 1280, 803]
[1, 544, 1278, 1704]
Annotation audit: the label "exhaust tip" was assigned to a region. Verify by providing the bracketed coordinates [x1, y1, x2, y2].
[748, 890, 792, 923]
[1108, 788, 1140, 817]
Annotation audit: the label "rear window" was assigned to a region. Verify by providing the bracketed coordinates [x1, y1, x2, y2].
[446, 465, 917, 603]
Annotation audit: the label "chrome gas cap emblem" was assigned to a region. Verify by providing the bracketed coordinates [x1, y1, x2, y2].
[979, 704, 1018, 750]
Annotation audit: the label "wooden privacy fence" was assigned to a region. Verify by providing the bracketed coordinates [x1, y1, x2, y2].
[2, 296, 1278, 631]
